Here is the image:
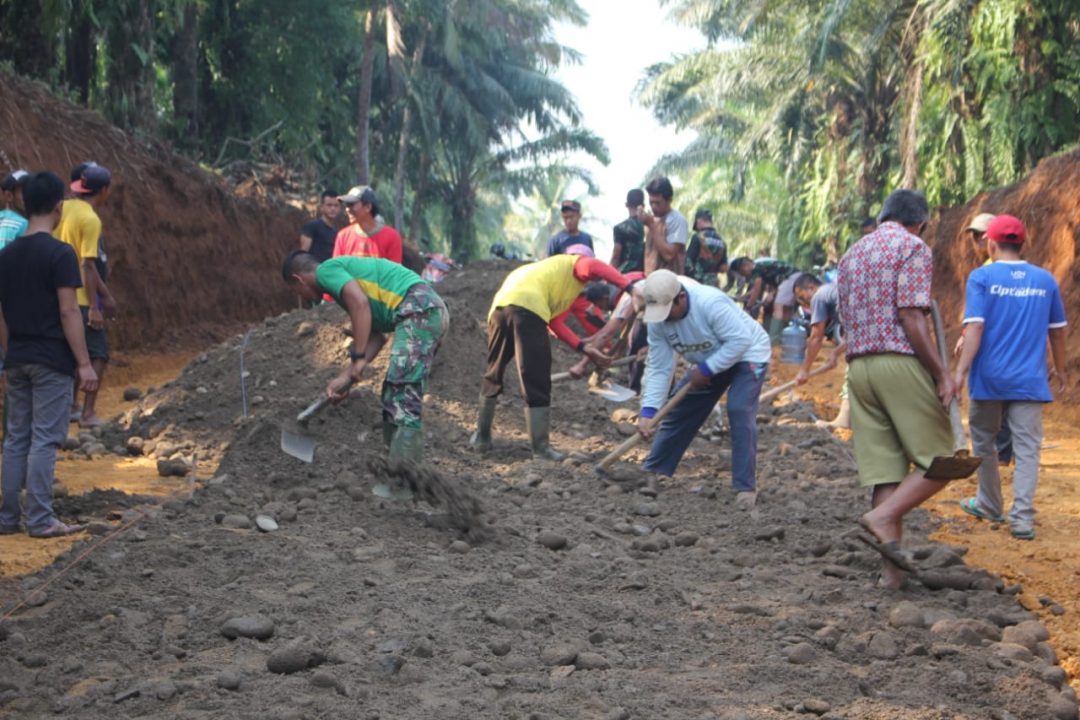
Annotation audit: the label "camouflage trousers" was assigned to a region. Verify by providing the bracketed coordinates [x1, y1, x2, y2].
[382, 283, 448, 430]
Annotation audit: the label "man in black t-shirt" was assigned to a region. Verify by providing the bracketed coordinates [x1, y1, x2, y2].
[610, 189, 645, 273]
[300, 190, 341, 262]
[684, 208, 728, 286]
[0, 172, 98, 538]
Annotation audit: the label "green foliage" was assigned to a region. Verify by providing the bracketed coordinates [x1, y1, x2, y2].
[643, 0, 1080, 260]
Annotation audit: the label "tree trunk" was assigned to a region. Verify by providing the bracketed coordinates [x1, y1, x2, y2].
[356, 9, 378, 184]
[409, 150, 431, 243]
[393, 30, 427, 228]
[0, 0, 55, 80]
[65, 0, 96, 104]
[449, 175, 476, 261]
[104, 0, 156, 131]
[171, 1, 199, 145]
[899, 60, 923, 189]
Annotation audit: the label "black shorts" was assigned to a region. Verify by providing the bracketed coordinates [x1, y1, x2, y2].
[80, 306, 110, 362]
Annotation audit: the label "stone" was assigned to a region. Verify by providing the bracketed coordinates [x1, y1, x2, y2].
[221, 615, 275, 641]
[673, 532, 699, 547]
[606, 708, 631, 720]
[993, 642, 1034, 663]
[156, 458, 189, 477]
[753, 526, 785, 542]
[1050, 695, 1079, 720]
[122, 387, 143, 401]
[310, 671, 345, 694]
[21, 653, 48, 668]
[540, 643, 581, 666]
[888, 601, 927, 629]
[930, 618, 999, 646]
[449, 540, 471, 554]
[799, 698, 831, 715]
[867, 632, 899, 660]
[633, 502, 661, 517]
[574, 652, 609, 670]
[1041, 665, 1067, 689]
[413, 637, 434, 658]
[154, 681, 177, 701]
[267, 644, 325, 674]
[255, 515, 279, 532]
[1036, 642, 1059, 665]
[536, 532, 568, 550]
[25, 590, 47, 608]
[220, 514, 252, 530]
[216, 670, 242, 691]
[1002, 623, 1042, 652]
[126, 437, 145, 455]
[784, 642, 816, 664]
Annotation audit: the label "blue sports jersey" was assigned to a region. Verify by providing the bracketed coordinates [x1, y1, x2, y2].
[963, 260, 1066, 401]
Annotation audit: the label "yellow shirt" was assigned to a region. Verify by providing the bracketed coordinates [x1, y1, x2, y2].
[489, 255, 583, 323]
[54, 198, 101, 307]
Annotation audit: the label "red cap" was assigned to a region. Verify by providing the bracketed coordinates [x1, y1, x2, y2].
[985, 214, 1025, 244]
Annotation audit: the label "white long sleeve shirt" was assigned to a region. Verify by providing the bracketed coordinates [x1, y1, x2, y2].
[641, 282, 771, 414]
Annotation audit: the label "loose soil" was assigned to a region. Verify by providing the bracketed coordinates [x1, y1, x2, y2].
[0, 261, 1076, 720]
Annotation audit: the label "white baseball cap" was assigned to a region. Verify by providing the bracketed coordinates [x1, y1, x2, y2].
[641, 270, 683, 323]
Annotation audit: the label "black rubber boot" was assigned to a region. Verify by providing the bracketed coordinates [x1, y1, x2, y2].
[526, 406, 565, 462]
[470, 396, 497, 452]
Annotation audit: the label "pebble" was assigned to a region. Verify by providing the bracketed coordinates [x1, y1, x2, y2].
[673, 532, 699, 547]
[221, 514, 253, 530]
[126, 436, 145, 455]
[633, 502, 661, 517]
[20, 653, 48, 668]
[867, 632, 899, 660]
[449, 540, 471, 554]
[606, 708, 630, 720]
[784, 643, 816, 664]
[25, 590, 47, 607]
[255, 515, 279, 532]
[413, 637, 434, 658]
[1041, 665, 1067, 689]
[536, 532, 568, 550]
[993, 642, 1034, 662]
[122, 387, 143, 401]
[155, 680, 177, 701]
[753, 526, 785, 542]
[888, 601, 927, 629]
[267, 644, 325, 674]
[156, 458, 189, 477]
[310, 671, 345, 694]
[1050, 695, 1079, 720]
[221, 615, 275, 641]
[798, 698, 831, 715]
[489, 640, 512, 656]
[574, 651, 609, 670]
[540, 643, 580, 666]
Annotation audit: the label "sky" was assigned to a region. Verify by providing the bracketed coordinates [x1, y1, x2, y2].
[550, 0, 704, 255]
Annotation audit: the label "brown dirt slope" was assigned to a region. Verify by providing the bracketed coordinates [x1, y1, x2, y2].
[0, 70, 304, 351]
[930, 148, 1080, 371]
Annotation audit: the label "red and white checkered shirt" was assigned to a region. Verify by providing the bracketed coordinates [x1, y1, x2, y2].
[837, 221, 933, 358]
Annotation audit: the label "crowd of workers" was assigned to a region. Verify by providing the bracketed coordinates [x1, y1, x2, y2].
[0, 166, 1069, 590]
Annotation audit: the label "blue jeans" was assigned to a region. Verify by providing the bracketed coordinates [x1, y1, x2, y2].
[0, 364, 73, 533]
[643, 361, 767, 491]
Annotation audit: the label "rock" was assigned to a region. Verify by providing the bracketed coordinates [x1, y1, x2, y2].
[614, 422, 636, 437]
[83, 442, 108, 458]
[1002, 624, 1042, 652]
[450, 649, 478, 666]
[536, 532, 568, 550]
[798, 698, 831, 715]
[413, 637, 434, 658]
[310, 671, 345, 694]
[267, 643, 325, 674]
[221, 615, 275, 641]
[574, 652, 609, 670]
[930, 618, 999, 646]
[784, 642, 816, 664]
[1041, 665, 1067, 689]
[919, 569, 978, 591]
[61, 437, 81, 451]
[867, 632, 899, 659]
[122, 387, 143, 401]
[125, 436, 145, 455]
[673, 532, 699, 547]
[606, 708, 631, 720]
[221, 514, 252, 530]
[809, 540, 832, 557]
[631, 535, 670, 553]
[489, 640, 511, 657]
[86, 521, 113, 536]
[633, 502, 661, 517]
[753, 526, 785, 542]
[25, 590, 47, 608]
[993, 642, 1034, 662]
[888, 601, 927, 629]
[1050, 695, 1079, 720]
[255, 515, 279, 532]
[216, 670, 242, 691]
[540, 643, 581, 666]
[296, 321, 316, 337]
[449, 540, 471, 554]
[157, 459, 189, 478]
[1036, 642, 1058, 665]
[814, 625, 841, 650]
[21, 653, 48, 668]
[154, 681, 177, 701]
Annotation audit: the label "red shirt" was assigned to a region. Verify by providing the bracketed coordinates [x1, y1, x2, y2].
[368, 226, 403, 264]
[837, 221, 933, 359]
[332, 224, 379, 258]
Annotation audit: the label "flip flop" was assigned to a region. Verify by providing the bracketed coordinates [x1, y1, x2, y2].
[1010, 527, 1036, 541]
[851, 520, 916, 573]
[959, 497, 1004, 523]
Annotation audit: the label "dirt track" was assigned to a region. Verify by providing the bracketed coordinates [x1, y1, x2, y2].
[0, 261, 1077, 719]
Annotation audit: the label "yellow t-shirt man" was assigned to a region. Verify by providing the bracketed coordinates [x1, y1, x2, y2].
[54, 198, 101, 308]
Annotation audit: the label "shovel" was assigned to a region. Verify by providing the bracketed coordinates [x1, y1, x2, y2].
[550, 355, 635, 383]
[925, 302, 982, 481]
[280, 382, 354, 463]
[758, 365, 830, 404]
[595, 382, 692, 474]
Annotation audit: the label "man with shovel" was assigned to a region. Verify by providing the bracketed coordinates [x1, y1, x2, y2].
[470, 252, 630, 461]
[952, 215, 1067, 540]
[636, 269, 771, 507]
[281, 251, 447, 480]
[837, 189, 956, 589]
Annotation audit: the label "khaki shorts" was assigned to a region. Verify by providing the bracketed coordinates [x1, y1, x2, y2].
[848, 354, 951, 487]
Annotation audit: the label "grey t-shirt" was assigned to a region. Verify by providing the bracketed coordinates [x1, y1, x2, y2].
[645, 208, 689, 275]
[664, 209, 689, 247]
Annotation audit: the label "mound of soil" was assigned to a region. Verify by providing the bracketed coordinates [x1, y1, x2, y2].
[1, 260, 1075, 719]
[930, 148, 1080, 376]
[0, 70, 305, 351]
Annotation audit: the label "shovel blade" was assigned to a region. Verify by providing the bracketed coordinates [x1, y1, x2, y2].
[924, 453, 982, 481]
[588, 382, 636, 403]
[280, 427, 317, 463]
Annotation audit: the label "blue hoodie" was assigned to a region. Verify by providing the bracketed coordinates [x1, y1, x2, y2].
[642, 282, 771, 415]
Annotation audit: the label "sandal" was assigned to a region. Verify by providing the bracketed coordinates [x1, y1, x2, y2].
[29, 521, 86, 539]
[1010, 527, 1036, 541]
[853, 519, 916, 573]
[960, 497, 1005, 523]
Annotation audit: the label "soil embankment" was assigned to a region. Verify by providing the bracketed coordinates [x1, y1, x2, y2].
[0, 70, 304, 351]
[0, 261, 1075, 719]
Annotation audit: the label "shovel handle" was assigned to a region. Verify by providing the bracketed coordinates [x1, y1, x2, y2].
[596, 382, 692, 471]
[930, 301, 969, 453]
[758, 365, 829, 404]
[297, 380, 355, 423]
[552, 355, 635, 383]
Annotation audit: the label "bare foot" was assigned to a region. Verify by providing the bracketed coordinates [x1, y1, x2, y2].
[878, 562, 907, 590]
[859, 511, 898, 544]
[78, 415, 104, 428]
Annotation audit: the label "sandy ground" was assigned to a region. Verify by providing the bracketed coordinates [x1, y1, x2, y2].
[0, 268, 1076, 719]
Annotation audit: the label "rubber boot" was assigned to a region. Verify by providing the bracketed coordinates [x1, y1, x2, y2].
[373, 426, 422, 501]
[470, 396, 497, 453]
[526, 406, 565, 462]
